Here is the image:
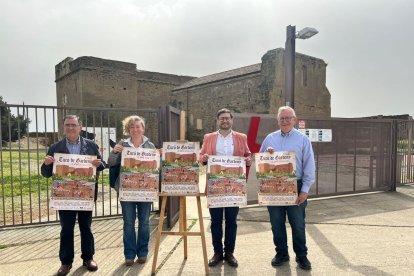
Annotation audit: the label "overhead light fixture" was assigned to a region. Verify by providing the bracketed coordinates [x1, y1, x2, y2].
[296, 27, 319, 40]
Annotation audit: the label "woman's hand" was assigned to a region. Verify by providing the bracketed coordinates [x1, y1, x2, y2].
[113, 144, 123, 153]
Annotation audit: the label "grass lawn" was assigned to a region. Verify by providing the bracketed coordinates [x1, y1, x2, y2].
[0, 148, 113, 225]
[1, 149, 48, 197]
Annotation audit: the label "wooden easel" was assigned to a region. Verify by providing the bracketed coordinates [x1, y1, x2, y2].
[151, 111, 209, 275]
[151, 193, 209, 275]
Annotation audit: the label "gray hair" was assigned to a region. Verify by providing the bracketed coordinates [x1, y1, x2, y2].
[277, 106, 296, 120]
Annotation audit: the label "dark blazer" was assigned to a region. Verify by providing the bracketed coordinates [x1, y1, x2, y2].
[41, 137, 106, 200]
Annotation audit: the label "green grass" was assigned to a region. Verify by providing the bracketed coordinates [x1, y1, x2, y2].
[0, 149, 110, 198]
[1, 149, 48, 197]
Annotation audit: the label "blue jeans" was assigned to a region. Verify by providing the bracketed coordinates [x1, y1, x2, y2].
[121, 201, 151, 259]
[209, 207, 239, 254]
[58, 210, 94, 265]
[267, 200, 308, 256]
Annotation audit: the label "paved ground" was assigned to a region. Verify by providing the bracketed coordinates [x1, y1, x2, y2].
[1, 183, 413, 276]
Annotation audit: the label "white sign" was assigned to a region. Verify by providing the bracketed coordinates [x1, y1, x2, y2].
[298, 129, 332, 142]
[82, 127, 116, 161]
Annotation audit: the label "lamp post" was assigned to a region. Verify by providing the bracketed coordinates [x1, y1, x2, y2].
[284, 25, 318, 109]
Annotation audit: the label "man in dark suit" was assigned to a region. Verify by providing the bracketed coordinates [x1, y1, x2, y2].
[41, 115, 105, 276]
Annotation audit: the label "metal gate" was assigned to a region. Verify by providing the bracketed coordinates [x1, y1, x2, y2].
[0, 103, 181, 227]
[159, 105, 181, 228]
[232, 114, 397, 204]
[397, 120, 414, 184]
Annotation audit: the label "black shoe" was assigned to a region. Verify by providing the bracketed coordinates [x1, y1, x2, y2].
[224, 252, 238, 267]
[57, 264, 72, 276]
[296, 256, 312, 270]
[83, 259, 98, 271]
[271, 253, 290, 267]
[208, 253, 224, 267]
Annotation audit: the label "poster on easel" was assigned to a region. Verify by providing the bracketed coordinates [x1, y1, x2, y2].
[161, 142, 200, 195]
[119, 148, 160, 202]
[206, 156, 247, 208]
[50, 153, 96, 211]
[255, 151, 297, 206]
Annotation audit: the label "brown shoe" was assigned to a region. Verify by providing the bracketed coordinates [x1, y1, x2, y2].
[83, 259, 98, 271]
[137, 256, 147, 264]
[208, 253, 224, 267]
[225, 252, 238, 267]
[125, 259, 134, 266]
[57, 264, 72, 276]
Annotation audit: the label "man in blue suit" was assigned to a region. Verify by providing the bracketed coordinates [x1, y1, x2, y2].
[41, 115, 105, 276]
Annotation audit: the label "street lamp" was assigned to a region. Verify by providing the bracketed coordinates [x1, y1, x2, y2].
[284, 25, 318, 109]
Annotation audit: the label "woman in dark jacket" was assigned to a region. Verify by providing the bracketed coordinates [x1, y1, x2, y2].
[108, 115, 155, 266]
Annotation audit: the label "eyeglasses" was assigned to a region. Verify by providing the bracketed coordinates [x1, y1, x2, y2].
[64, 124, 80, 128]
[278, 116, 294, 122]
[218, 117, 232, 121]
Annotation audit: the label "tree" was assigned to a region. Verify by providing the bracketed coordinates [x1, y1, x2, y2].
[0, 96, 30, 145]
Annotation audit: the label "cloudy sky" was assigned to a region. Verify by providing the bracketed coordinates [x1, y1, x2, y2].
[0, 0, 413, 117]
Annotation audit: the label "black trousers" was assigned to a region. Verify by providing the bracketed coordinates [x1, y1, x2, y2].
[209, 207, 239, 254]
[58, 210, 94, 265]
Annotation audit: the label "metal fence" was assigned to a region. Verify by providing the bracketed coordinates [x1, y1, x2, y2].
[1, 103, 412, 227]
[303, 117, 396, 197]
[233, 115, 397, 203]
[0, 103, 162, 227]
[397, 120, 414, 184]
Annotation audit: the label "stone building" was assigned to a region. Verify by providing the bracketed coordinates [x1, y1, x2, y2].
[55, 56, 194, 109]
[55, 48, 330, 141]
[172, 48, 330, 140]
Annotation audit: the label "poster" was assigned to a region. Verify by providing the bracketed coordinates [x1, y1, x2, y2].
[255, 152, 297, 206]
[161, 142, 200, 195]
[207, 156, 247, 208]
[50, 153, 96, 211]
[119, 148, 160, 202]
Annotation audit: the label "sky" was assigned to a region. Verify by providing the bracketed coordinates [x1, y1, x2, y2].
[0, 0, 413, 118]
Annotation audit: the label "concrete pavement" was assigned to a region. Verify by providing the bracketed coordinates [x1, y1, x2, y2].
[1, 183, 413, 275]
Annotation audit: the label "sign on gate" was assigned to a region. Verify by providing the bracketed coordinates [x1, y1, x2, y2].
[82, 127, 116, 161]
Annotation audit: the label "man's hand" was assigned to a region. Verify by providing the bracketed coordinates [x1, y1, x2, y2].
[202, 154, 209, 163]
[44, 155, 54, 166]
[265, 147, 274, 154]
[245, 156, 252, 167]
[296, 192, 308, 206]
[91, 159, 102, 167]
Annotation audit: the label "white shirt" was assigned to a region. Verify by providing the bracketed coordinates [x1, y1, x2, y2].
[125, 137, 142, 148]
[216, 130, 234, 156]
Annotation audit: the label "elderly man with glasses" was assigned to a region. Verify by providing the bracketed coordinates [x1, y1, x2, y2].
[260, 106, 315, 271]
[41, 115, 105, 276]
